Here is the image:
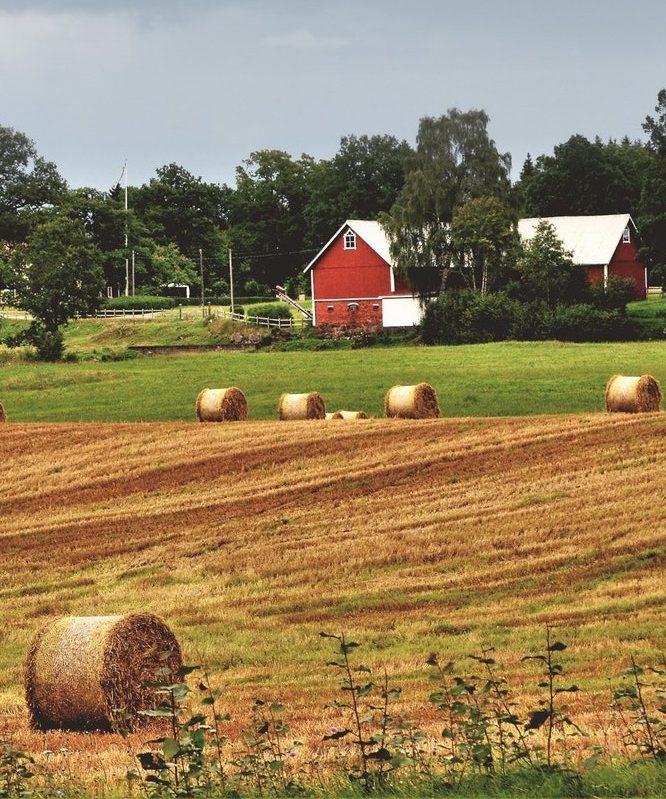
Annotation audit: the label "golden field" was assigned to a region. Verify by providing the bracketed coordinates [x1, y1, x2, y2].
[1, 413, 665, 780]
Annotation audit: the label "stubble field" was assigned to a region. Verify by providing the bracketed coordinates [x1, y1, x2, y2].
[1, 411, 665, 787]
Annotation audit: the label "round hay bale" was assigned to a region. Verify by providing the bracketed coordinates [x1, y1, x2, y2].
[25, 613, 182, 732]
[196, 387, 247, 422]
[384, 383, 440, 419]
[331, 410, 369, 420]
[605, 374, 662, 413]
[278, 392, 326, 420]
[325, 412, 336, 420]
[0, 403, 5, 423]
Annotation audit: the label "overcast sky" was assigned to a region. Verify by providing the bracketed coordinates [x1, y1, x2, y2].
[1, 0, 664, 191]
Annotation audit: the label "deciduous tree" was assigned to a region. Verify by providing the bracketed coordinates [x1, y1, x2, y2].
[0, 125, 66, 243]
[305, 134, 412, 247]
[8, 214, 104, 359]
[380, 108, 511, 294]
[639, 89, 666, 272]
[516, 220, 586, 307]
[451, 197, 519, 295]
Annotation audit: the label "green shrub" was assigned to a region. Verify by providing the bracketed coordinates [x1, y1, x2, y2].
[246, 303, 293, 320]
[104, 295, 175, 310]
[27, 324, 64, 361]
[552, 303, 639, 342]
[422, 291, 519, 345]
[461, 291, 520, 343]
[589, 276, 637, 311]
[176, 295, 274, 307]
[421, 291, 476, 345]
[422, 292, 640, 345]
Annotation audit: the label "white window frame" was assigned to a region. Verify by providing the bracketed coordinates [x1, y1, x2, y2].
[623, 226, 631, 244]
[343, 229, 356, 250]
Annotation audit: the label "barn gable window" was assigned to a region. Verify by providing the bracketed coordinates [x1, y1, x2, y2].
[343, 229, 357, 250]
[623, 226, 631, 243]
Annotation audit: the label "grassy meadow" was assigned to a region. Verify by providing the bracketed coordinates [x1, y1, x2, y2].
[2, 332, 666, 422]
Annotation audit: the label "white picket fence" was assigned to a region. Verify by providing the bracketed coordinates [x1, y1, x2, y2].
[219, 308, 306, 329]
[95, 308, 162, 318]
[93, 306, 306, 329]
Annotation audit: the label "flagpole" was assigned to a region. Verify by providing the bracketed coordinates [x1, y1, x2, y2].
[124, 160, 129, 296]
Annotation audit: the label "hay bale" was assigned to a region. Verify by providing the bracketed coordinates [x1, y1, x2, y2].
[0, 403, 5, 423]
[331, 410, 369, 420]
[25, 613, 182, 731]
[325, 412, 336, 420]
[196, 387, 247, 422]
[605, 374, 662, 413]
[384, 383, 440, 419]
[278, 392, 326, 420]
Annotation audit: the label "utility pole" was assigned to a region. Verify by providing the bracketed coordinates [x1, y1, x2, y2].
[131, 249, 135, 296]
[123, 160, 129, 296]
[199, 248, 205, 316]
[228, 248, 234, 314]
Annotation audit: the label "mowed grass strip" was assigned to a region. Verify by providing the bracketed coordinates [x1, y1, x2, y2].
[2, 340, 666, 421]
[1, 414, 665, 751]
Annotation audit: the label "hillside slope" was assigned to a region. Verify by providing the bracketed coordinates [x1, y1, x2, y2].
[2, 414, 665, 737]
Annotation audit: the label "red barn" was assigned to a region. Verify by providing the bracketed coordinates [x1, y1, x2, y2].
[304, 219, 422, 328]
[518, 214, 647, 300]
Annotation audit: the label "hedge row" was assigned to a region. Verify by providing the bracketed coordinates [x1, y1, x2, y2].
[421, 291, 640, 345]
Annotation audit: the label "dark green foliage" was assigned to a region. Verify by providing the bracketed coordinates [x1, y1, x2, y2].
[450, 197, 520, 294]
[588, 276, 637, 311]
[422, 291, 522, 345]
[305, 134, 413, 247]
[421, 292, 638, 345]
[551, 304, 638, 342]
[24, 324, 65, 362]
[104, 294, 176, 310]
[5, 213, 104, 359]
[516, 135, 652, 219]
[0, 125, 67, 243]
[226, 150, 314, 288]
[381, 108, 511, 293]
[131, 164, 227, 261]
[515, 221, 588, 307]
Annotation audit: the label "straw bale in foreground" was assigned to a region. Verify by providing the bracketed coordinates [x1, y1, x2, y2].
[384, 383, 440, 419]
[25, 613, 182, 731]
[278, 392, 326, 420]
[331, 410, 369, 420]
[196, 387, 248, 422]
[605, 374, 661, 413]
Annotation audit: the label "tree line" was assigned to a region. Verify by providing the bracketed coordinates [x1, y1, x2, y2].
[0, 89, 665, 357]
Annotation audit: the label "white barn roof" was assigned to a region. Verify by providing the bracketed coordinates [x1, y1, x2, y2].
[304, 219, 392, 272]
[518, 214, 634, 266]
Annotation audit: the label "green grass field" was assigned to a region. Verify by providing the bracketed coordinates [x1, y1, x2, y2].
[2, 339, 666, 422]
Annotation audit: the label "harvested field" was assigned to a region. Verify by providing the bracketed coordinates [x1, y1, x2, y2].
[1, 414, 665, 780]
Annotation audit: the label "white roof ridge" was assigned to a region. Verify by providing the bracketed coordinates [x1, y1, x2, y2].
[518, 213, 635, 266]
[304, 219, 392, 273]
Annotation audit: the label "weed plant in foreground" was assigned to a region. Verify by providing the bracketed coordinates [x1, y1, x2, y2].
[1, 632, 665, 797]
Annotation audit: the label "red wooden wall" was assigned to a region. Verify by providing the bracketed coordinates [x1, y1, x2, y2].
[312, 232, 392, 300]
[585, 240, 646, 300]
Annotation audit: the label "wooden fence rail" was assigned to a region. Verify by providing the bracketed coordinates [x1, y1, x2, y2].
[92, 307, 307, 329]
